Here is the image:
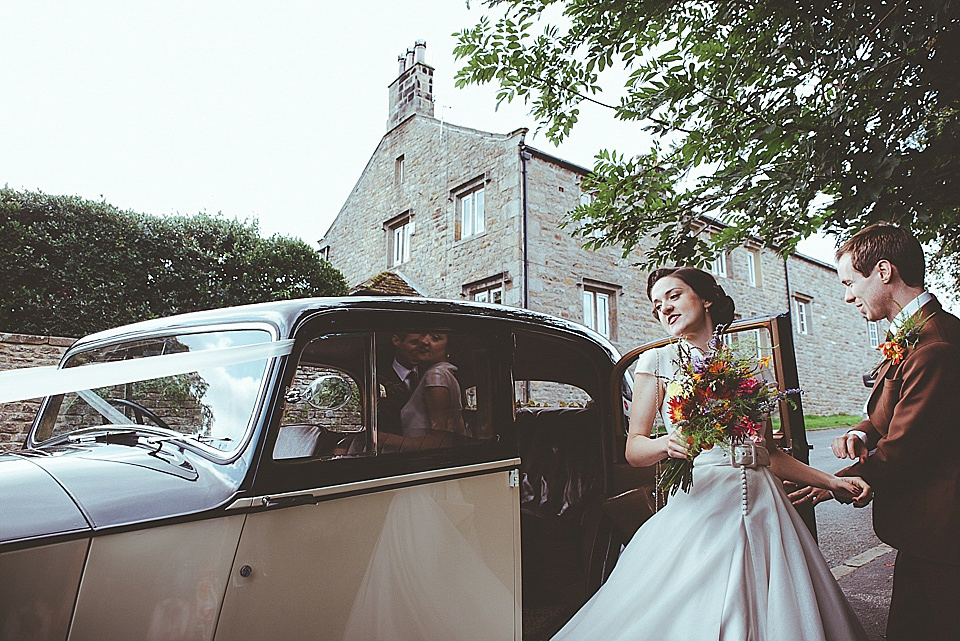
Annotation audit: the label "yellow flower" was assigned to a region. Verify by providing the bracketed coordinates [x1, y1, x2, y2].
[666, 381, 684, 400]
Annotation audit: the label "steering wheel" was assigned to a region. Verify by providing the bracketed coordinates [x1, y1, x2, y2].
[108, 398, 172, 430]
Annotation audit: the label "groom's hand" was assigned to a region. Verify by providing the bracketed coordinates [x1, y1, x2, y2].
[832, 432, 868, 464]
[832, 476, 874, 508]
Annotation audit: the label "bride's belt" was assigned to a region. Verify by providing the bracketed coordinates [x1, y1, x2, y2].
[694, 443, 771, 516]
[696, 443, 771, 468]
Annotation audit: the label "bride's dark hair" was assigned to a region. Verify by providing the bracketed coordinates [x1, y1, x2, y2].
[646, 267, 736, 327]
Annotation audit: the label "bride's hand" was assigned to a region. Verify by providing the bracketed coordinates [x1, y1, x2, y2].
[830, 475, 873, 508]
[665, 430, 691, 459]
[788, 484, 832, 507]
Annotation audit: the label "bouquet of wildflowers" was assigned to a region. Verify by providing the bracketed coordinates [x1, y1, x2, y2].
[657, 328, 801, 496]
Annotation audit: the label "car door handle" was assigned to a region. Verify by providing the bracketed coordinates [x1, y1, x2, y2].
[260, 493, 316, 508]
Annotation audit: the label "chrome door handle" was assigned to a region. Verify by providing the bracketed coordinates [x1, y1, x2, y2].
[260, 493, 316, 508]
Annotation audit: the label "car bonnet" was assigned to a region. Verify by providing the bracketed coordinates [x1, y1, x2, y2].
[0, 451, 91, 544]
[1, 440, 242, 545]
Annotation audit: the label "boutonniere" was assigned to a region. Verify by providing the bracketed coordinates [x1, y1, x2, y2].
[870, 310, 934, 377]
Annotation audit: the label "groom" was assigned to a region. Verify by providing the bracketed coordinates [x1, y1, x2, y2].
[831, 224, 960, 641]
[377, 333, 427, 434]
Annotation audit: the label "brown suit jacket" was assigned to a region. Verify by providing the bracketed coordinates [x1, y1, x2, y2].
[841, 299, 960, 564]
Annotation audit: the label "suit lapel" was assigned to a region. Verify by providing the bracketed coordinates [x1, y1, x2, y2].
[865, 359, 892, 415]
[865, 299, 942, 423]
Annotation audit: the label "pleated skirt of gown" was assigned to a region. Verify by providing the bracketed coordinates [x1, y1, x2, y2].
[551, 450, 869, 641]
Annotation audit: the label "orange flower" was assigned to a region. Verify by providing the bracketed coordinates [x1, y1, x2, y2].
[879, 340, 906, 364]
[668, 396, 687, 423]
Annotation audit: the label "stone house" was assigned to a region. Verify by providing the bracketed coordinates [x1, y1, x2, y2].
[319, 43, 883, 416]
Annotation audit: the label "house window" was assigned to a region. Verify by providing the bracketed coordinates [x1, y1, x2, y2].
[582, 281, 619, 339]
[463, 273, 509, 305]
[753, 327, 773, 359]
[793, 296, 812, 335]
[709, 252, 728, 278]
[578, 189, 603, 240]
[458, 185, 485, 239]
[318, 246, 330, 262]
[472, 284, 503, 304]
[746, 250, 762, 287]
[386, 213, 413, 267]
[725, 326, 772, 359]
[867, 321, 881, 348]
[395, 155, 405, 184]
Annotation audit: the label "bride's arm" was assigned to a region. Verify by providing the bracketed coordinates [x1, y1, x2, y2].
[765, 424, 871, 504]
[625, 371, 675, 467]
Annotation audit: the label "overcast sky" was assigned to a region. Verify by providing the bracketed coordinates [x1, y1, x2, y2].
[1, 0, 841, 265]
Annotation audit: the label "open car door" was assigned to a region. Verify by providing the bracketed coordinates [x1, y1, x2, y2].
[606, 312, 816, 543]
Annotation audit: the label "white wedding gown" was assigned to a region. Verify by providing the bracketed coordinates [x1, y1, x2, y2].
[551, 345, 868, 641]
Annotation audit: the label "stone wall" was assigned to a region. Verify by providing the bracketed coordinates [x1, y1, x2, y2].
[0, 333, 76, 449]
[322, 115, 526, 306]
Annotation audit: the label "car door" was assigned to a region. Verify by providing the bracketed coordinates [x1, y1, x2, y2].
[215, 315, 521, 641]
[606, 313, 816, 539]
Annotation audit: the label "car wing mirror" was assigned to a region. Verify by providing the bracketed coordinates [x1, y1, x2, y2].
[300, 374, 353, 410]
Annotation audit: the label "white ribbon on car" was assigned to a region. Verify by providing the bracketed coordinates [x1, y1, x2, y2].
[0, 339, 295, 404]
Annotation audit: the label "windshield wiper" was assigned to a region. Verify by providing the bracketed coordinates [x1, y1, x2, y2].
[67, 428, 143, 445]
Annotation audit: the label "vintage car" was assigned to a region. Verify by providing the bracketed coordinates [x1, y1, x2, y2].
[0, 297, 813, 641]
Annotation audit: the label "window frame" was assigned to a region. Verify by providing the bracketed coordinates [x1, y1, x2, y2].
[578, 188, 604, 240]
[472, 284, 503, 304]
[746, 250, 761, 287]
[793, 296, 812, 335]
[456, 183, 485, 240]
[581, 280, 619, 339]
[709, 252, 728, 278]
[463, 273, 510, 306]
[385, 212, 413, 267]
[867, 320, 881, 348]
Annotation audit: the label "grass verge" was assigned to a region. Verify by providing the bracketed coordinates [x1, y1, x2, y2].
[772, 414, 862, 432]
[802, 414, 863, 430]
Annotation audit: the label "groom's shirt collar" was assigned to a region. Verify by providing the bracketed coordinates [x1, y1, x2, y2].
[890, 291, 935, 334]
[393, 359, 415, 382]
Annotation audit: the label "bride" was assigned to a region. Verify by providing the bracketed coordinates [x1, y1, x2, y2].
[551, 267, 870, 641]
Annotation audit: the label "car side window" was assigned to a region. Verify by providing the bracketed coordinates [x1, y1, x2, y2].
[511, 331, 605, 518]
[375, 331, 495, 453]
[274, 334, 368, 461]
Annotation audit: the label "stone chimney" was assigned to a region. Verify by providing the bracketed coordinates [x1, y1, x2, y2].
[387, 39, 434, 130]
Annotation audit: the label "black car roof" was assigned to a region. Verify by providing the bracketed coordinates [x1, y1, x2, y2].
[73, 296, 620, 359]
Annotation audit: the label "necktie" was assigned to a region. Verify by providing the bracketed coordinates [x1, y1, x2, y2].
[406, 369, 419, 391]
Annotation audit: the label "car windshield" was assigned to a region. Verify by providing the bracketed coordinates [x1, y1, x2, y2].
[33, 329, 273, 453]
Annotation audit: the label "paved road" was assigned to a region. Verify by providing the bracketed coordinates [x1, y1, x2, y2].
[806, 427, 893, 641]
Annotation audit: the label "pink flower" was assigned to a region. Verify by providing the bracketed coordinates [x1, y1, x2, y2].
[732, 417, 764, 442]
[738, 377, 762, 394]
